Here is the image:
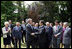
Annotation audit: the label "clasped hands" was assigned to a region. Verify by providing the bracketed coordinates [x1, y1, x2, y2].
[31, 33, 35, 36]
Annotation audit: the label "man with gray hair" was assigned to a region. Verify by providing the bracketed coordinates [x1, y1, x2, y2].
[62, 22, 71, 48]
[12, 22, 22, 48]
[26, 18, 36, 48]
[45, 22, 53, 48]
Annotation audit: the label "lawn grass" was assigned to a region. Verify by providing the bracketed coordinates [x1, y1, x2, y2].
[1, 37, 26, 48]
[1, 37, 71, 48]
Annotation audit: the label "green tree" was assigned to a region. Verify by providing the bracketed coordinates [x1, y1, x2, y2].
[1, 1, 16, 27]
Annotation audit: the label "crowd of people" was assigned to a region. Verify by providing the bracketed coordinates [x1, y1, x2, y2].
[1, 18, 71, 48]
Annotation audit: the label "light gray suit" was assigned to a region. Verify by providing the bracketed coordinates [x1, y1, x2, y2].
[63, 27, 71, 48]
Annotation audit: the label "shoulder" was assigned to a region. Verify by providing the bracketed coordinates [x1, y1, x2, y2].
[26, 24, 30, 28]
[26, 24, 29, 26]
[13, 26, 16, 29]
[44, 26, 47, 28]
[59, 25, 62, 28]
[53, 26, 55, 28]
[2, 27, 5, 30]
[68, 27, 71, 31]
[43, 26, 45, 28]
[8, 27, 11, 29]
[49, 26, 52, 29]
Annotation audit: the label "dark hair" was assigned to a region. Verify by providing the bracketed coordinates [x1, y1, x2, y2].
[55, 20, 59, 23]
[40, 20, 45, 25]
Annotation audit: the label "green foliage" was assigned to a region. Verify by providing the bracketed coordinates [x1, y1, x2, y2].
[1, 1, 71, 27]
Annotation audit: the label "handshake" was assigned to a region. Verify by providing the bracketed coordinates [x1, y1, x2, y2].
[31, 33, 35, 36]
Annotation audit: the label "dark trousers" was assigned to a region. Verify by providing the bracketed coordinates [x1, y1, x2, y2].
[11, 34, 14, 45]
[39, 43, 46, 48]
[46, 39, 51, 48]
[11, 37, 14, 45]
[53, 37, 60, 48]
[22, 30, 26, 43]
[64, 44, 70, 48]
[14, 38, 21, 48]
[26, 41, 35, 48]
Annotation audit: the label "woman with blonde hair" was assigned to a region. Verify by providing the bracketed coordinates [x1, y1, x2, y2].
[2, 21, 11, 48]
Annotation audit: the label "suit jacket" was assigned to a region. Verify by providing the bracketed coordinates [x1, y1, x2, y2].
[38, 25, 46, 43]
[26, 24, 35, 42]
[53, 25, 63, 38]
[9, 24, 14, 30]
[63, 27, 71, 45]
[21, 24, 26, 30]
[12, 26, 22, 39]
[2, 27, 11, 38]
[45, 26, 53, 40]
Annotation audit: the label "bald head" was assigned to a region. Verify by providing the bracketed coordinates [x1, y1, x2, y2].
[46, 22, 50, 26]
[63, 22, 68, 27]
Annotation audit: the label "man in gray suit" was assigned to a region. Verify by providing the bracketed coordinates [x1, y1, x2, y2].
[53, 20, 63, 48]
[62, 22, 71, 48]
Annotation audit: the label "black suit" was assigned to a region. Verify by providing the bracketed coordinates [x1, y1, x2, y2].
[21, 25, 26, 43]
[34, 27, 39, 48]
[26, 24, 36, 48]
[9, 24, 14, 45]
[38, 25, 47, 48]
[45, 26, 53, 48]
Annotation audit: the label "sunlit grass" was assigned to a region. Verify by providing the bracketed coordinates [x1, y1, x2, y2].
[1, 37, 71, 48]
[1, 37, 26, 48]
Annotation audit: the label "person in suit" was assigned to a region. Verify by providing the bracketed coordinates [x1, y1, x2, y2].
[62, 22, 71, 48]
[21, 20, 26, 43]
[32, 22, 35, 26]
[2, 22, 11, 48]
[1, 26, 3, 37]
[26, 18, 36, 48]
[59, 22, 63, 26]
[59, 22, 63, 48]
[8, 20, 14, 46]
[34, 23, 39, 48]
[53, 20, 63, 48]
[50, 23, 53, 27]
[45, 22, 53, 48]
[38, 20, 47, 48]
[9, 20, 14, 30]
[49, 23, 53, 48]
[12, 22, 22, 48]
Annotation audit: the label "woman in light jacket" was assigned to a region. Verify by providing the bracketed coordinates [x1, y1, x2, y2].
[2, 21, 11, 48]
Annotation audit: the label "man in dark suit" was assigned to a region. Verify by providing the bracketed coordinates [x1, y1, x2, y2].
[9, 20, 14, 46]
[45, 22, 53, 48]
[34, 23, 39, 48]
[9, 20, 14, 30]
[26, 18, 36, 48]
[21, 20, 26, 43]
[38, 20, 47, 48]
[62, 22, 71, 48]
[12, 22, 22, 48]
